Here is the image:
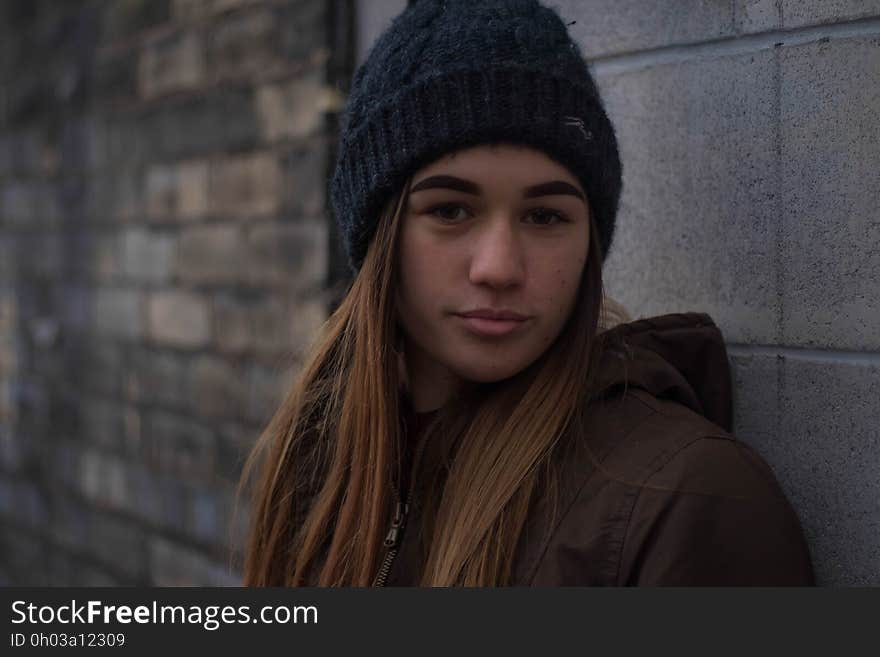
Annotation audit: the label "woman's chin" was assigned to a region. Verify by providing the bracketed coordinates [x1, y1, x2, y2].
[451, 361, 528, 384]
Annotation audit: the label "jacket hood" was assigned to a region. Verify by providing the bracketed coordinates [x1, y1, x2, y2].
[594, 312, 734, 433]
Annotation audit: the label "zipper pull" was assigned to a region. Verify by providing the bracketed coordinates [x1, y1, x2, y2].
[383, 500, 408, 548]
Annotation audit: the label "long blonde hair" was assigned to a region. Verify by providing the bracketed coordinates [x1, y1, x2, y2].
[237, 174, 629, 586]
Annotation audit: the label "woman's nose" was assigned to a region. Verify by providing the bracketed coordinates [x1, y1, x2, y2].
[467, 219, 526, 289]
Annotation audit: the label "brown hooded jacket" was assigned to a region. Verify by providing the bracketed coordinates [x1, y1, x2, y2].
[382, 312, 815, 586]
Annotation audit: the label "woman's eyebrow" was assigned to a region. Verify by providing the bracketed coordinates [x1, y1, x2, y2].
[409, 175, 585, 202]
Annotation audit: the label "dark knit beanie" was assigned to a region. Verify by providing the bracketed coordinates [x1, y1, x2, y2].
[329, 0, 622, 272]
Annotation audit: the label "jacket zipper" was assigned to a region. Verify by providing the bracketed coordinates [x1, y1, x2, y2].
[372, 426, 430, 587]
[372, 495, 408, 586]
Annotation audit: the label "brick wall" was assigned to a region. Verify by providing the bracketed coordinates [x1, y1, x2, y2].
[357, 1, 880, 585]
[0, 0, 353, 585]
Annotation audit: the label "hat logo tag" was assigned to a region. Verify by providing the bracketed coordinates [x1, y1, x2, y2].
[563, 116, 592, 141]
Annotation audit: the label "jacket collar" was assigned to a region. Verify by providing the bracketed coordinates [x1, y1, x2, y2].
[404, 312, 734, 433]
[594, 312, 733, 432]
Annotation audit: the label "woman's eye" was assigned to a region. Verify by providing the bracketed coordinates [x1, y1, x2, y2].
[425, 204, 569, 226]
[428, 203, 470, 223]
[526, 208, 568, 225]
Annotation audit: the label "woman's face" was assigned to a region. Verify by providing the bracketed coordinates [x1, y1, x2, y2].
[395, 144, 590, 406]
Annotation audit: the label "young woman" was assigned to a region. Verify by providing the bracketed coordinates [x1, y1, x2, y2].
[238, 0, 815, 586]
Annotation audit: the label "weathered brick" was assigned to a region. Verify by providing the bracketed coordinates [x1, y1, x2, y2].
[138, 31, 205, 99]
[0, 425, 26, 474]
[126, 347, 189, 408]
[177, 160, 210, 218]
[104, 0, 171, 41]
[248, 220, 327, 289]
[256, 71, 325, 142]
[190, 354, 247, 418]
[48, 491, 90, 553]
[149, 535, 239, 586]
[91, 48, 139, 105]
[176, 223, 247, 284]
[251, 297, 291, 354]
[276, 0, 327, 63]
[1, 182, 33, 223]
[86, 168, 142, 223]
[1, 180, 61, 225]
[289, 298, 326, 356]
[212, 294, 252, 353]
[209, 151, 281, 218]
[218, 483, 248, 550]
[217, 421, 256, 479]
[141, 90, 260, 162]
[74, 339, 123, 396]
[122, 463, 163, 526]
[72, 564, 122, 586]
[104, 457, 131, 512]
[88, 512, 147, 580]
[227, 486, 250, 553]
[219, 87, 263, 151]
[173, 0, 213, 21]
[123, 403, 143, 455]
[148, 290, 211, 348]
[12, 480, 49, 529]
[246, 362, 287, 424]
[0, 126, 48, 177]
[281, 139, 327, 217]
[0, 530, 47, 586]
[0, 478, 13, 516]
[0, 338, 16, 375]
[44, 389, 78, 444]
[144, 409, 216, 480]
[145, 164, 176, 220]
[124, 463, 189, 533]
[0, 134, 11, 177]
[1, 0, 335, 588]
[0, 288, 18, 333]
[32, 339, 65, 383]
[121, 227, 176, 284]
[56, 284, 91, 331]
[87, 232, 123, 280]
[101, 113, 148, 168]
[209, 9, 278, 80]
[60, 114, 102, 175]
[0, 238, 15, 279]
[190, 486, 221, 543]
[114, 169, 144, 221]
[80, 396, 123, 449]
[145, 159, 209, 221]
[92, 286, 145, 339]
[49, 440, 79, 490]
[78, 447, 130, 510]
[41, 550, 76, 586]
[213, 0, 261, 13]
[26, 233, 63, 278]
[0, 383, 17, 429]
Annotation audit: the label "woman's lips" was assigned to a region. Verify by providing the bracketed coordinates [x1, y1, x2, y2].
[455, 314, 529, 337]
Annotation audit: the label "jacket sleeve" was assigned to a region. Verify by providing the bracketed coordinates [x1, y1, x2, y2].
[616, 437, 816, 586]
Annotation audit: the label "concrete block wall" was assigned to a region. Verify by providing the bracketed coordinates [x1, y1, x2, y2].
[0, 0, 349, 585]
[358, 0, 880, 585]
